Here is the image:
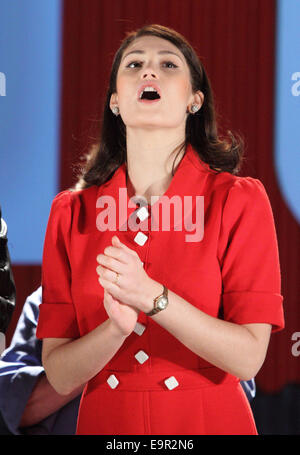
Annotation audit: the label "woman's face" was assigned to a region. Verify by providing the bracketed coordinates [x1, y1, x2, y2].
[111, 35, 203, 129]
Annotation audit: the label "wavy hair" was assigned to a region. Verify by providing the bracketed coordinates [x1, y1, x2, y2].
[74, 24, 244, 190]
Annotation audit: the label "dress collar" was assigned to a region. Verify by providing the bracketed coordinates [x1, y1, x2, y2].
[96, 143, 214, 234]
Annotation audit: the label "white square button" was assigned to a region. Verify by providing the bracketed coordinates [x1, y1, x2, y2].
[135, 350, 149, 364]
[136, 206, 149, 222]
[134, 322, 146, 336]
[134, 232, 148, 246]
[107, 374, 119, 389]
[164, 376, 179, 390]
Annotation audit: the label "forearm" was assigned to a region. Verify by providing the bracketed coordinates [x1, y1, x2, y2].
[19, 373, 83, 427]
[43, 319, 127, 395]
[144, 280, 268, 380]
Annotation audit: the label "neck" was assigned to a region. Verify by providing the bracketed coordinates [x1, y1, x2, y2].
[125, 127, 186, 203]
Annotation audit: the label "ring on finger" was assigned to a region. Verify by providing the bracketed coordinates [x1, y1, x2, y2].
[114, 271, 120, 285]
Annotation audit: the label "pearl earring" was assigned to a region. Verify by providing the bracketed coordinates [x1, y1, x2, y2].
[190, 104, 200, 114]
[112, 106, 119, 116]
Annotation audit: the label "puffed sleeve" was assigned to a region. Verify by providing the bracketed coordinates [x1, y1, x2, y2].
[36, 191, 80, 339]
[219, 177, 284, 333]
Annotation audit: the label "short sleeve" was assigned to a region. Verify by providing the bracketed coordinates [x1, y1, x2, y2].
[219, 177, 284, 333]
[36, 192, 80, 339]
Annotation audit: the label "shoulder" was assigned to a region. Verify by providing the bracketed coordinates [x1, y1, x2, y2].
[47, 185, 104, 237]
[218, 174, 275, 229]
[45, 186, 99, 238]
[211, 172, 269, 205]
[226, 176, 271, 211]
[232, 174, 266, 191]
[50, 185, 99, 212]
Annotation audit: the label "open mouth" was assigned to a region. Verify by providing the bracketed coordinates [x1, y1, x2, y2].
[138, 86, 161, 102]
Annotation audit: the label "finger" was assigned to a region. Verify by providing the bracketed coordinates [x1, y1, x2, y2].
[96, 264, 120, 283]
[103, 289, 112, 307]
[96, 254, 125, 273]
[101, 244, 128, 263]
[103, 291, 118, 316]
[104, 289, 116, 303]
[99, 276, 121, 299]
[111, 236, 140, 259]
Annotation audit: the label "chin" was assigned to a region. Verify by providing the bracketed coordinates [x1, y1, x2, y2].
[125, 116, 184, 130]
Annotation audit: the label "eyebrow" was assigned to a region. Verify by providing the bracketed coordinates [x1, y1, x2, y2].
[121, 49, 184, 62]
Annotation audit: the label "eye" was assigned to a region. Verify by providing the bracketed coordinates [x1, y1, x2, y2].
[162, 61, 178, 69]
[126, 61, 142, 68]
[125, 60, 178, 69]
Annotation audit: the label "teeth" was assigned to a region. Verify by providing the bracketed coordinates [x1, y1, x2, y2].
[139, 86, 159, 98]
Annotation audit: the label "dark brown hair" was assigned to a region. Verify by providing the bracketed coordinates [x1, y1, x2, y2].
[74, 24, 244, 190]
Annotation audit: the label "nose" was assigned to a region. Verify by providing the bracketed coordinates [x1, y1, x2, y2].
[141, 62, 158, 79]
[142, 71, 157, 79]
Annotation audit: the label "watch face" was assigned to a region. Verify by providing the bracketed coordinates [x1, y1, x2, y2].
[157, 296, 168, 310]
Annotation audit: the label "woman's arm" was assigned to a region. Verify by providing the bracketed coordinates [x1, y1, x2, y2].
[142, 278, 272, 380]
[42, 307, 135, 396]
[97, 236, 272, 381]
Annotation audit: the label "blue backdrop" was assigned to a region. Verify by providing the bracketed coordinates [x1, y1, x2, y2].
[0, 0, 62, 263]
[274, 0, 300, 223]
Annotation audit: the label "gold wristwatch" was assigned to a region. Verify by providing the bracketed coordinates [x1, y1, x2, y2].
[146, 285, 169, 316]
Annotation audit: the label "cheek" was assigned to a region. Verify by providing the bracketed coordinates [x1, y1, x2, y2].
[116, 76, 126, 95]
[116, 76, 136, 107]
[169, 78, 191, 104]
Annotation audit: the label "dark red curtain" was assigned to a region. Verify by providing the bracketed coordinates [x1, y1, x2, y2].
[8, 0, 300, 394]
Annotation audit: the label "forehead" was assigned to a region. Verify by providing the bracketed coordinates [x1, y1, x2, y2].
[122, 35, 186, 62]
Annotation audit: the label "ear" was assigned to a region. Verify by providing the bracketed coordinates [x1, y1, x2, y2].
[110, 92, 118, 110]
[188, 90, 204, 111]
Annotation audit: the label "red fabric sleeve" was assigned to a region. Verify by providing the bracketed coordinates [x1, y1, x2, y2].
[219, 177, 284, 333]
[36, 191, 80, 339]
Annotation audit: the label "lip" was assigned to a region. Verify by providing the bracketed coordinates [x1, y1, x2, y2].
[137, 81, 162, 101]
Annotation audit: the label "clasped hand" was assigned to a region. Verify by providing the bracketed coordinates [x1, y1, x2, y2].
[96, 235, 153, 336]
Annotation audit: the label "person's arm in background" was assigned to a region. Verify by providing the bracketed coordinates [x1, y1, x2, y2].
[0, 206, 16, 336]
[0, 287, 82, 435]
[240, 378, 256, 402]
[19, 372, 83, 428]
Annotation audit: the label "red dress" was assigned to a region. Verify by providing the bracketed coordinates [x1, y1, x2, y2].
[36, 143, 284, 435]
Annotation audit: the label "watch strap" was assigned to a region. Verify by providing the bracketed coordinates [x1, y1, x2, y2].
[146, 285, 168, 316]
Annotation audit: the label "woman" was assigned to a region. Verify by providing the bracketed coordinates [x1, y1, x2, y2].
[36, 24, 284, 435]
